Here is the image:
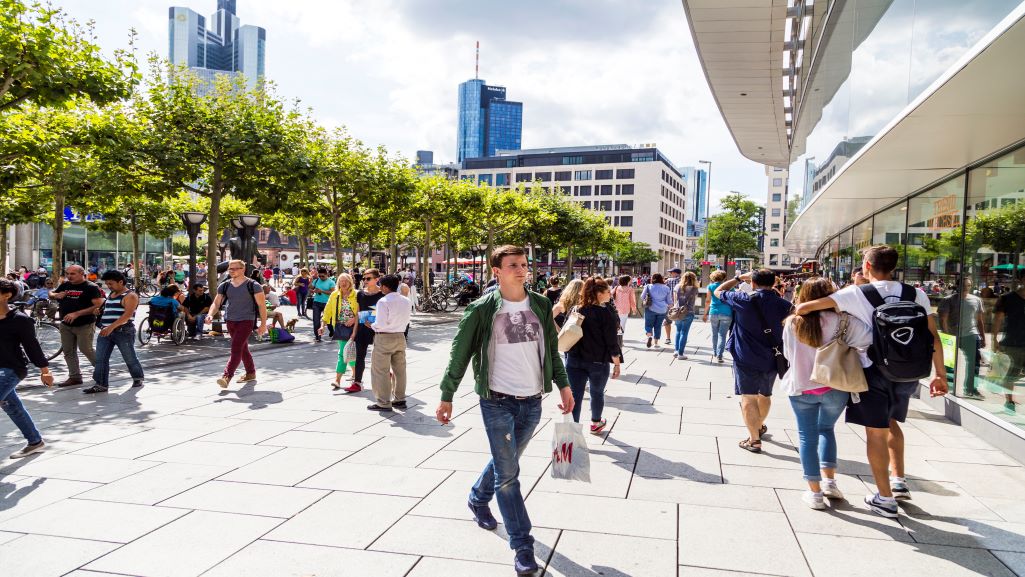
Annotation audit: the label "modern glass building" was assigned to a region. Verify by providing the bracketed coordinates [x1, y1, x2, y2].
[457, 79, 523, 163]
[683, 0, 1025, 455]
[168, 0, 266, 91]
[680, 166, 708, 237]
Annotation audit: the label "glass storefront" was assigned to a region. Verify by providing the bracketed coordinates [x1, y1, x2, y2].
[36, 223, 170, 275]
[814, 143, 1025, 429]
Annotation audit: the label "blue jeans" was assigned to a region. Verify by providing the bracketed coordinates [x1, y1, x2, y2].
[788, 389, 849, 481]
[0, 368, 41, 445]
[92, 324, 144, 387]
[565, 356, 609, 423]
[644, 309, 667, 340]
[187, 313, 206, 336]
[470, 395, 543, 552]
[674, 315, 696, 356]
[709, 314, 732, 357]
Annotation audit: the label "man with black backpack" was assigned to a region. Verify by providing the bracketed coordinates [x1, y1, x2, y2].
[795, 245, 947, 518]
[206, 260, 268, 389]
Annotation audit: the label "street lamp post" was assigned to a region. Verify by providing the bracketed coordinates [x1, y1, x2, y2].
[180, 212, 207, 288]
[238, 214, 261, 273]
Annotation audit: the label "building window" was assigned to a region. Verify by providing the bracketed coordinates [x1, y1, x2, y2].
[769, 254, 778, 265]
[771, 208, 781, 217]
[598, 201, 612, 211]
[515, 173, 533, 183]
[574, 170, 592, 180]
[599, 184, 613, 195]
[495, 173, 510, 186]
[562, 156, 583, 165]
[560, 186, 571, 195]
[770, 223, 780, 232]
[620, 200, 634, 211]
[478, 174, 492, 185]
[616, 169, 635, 179]
[259, 229, 270, 243]
[773, 178, 783, 186]
[621, 184, 635, 195]
[772, 193, 782, 202]
[577, 185, 592, 196]
[581, 201, 591, 209]
[770, 238, 779, 247]
[595, 169, 613, 180]
[620, 216, 633, 226]
[555, 171, 571, 181]
[534, 171, 551, 182]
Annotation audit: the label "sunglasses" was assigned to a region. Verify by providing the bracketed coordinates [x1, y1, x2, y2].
[363, 276, 376, 280]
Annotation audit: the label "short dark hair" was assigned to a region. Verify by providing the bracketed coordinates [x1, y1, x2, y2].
[0, 278, 16, 298]
[618, 275, 632, 287]
[489, 245, 527, 268]
[363, 268, 380, 278]
[651, 273, 664, 284]
[751, 269, 776, 288]
[379, 274, 401, 292]
[101, 270, 125, 283]
[863, 245, 899, 275]
[159, 285, 180, 297]
[549, 277, 560, 287]
[316, 267, 328, 275]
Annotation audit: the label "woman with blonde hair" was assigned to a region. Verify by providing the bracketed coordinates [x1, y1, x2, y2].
[552, 278, 584, 330]
[321, 272, 359, 390]
[782, 277, 871, 510]
[672, 272, 700, 359]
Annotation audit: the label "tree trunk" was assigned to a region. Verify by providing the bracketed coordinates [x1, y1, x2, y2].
[207, 168, 222, 273]
[130, 212, 142, 288]
[422, 219, 432, 299]
[486, 227, 495, 280]
[389, 228, 398, 273]
[0, 221, 7, 274]
[52, 191, 65, 283]
[331, 195, 344, 271]
[298, 235, 308, 269]
[366, 237, 373, 269]
[351, 241, 357, 272]
[530, 243, 538, 284]
[565, 245, 574, 279]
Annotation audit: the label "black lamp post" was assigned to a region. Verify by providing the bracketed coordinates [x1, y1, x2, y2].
[180, 211, 207, 288]
[237, 214, 261, 272]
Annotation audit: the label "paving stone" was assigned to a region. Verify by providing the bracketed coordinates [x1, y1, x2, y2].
[0, 476, 99, 522]
[527, 491, 676, 539]
[143, 440, 281, 468]
[0, 498, 186, 542]
[369, 515, 557, 565]
[160, 480, 328, 518]
[196, 419, 299, 444]
[142, 414, 246, 433]
[344, 435, 453, 467]
[775, 488, 911, 541]
[265, 490, 417, 548]
[298, 461, 451, 497]
[532, 459, 634, 498]
[634, 447, 723, 482]
[610, 411, 682, 434]
[218, 447, 350, 486]
[889, 479, 1005, 521]
[418, 448, 551, 477]
[85, 510, 282, 577]
[925, 462, 1025, 498]
[900, 510, 1025, 552]
[3, 454, 160, 483]
[0, 531, 22, 545]
[0, 534, 118, 577]
[629, 475, 782, 512]
[991, 551, 1025, 577]
[204, 539, 418, 576]
[295, 411, 390, 434]
[679, 503, 811, 577]
[73, 428, 205, 459]
[545, 530, 677, 577]
[77, 462, 231, 505]
[258, 430, 382, 451]
[405, 557, 511, 577]
[603, 430, 718, 453]
[226, 407, 335, 423]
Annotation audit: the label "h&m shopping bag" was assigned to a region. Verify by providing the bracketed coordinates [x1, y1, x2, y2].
[550, 415, 591, 482]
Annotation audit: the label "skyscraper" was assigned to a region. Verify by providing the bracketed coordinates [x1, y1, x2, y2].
[680, 166, 707, 236]
[168, 1, 265, 91]
[457, 79, 522, 163]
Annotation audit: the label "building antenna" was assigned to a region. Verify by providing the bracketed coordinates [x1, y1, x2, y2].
[475, 41, 479, 79]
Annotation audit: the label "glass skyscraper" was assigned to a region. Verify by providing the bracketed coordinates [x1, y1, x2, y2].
[168, 0, 266, 91]
[457, 79, 522, 163]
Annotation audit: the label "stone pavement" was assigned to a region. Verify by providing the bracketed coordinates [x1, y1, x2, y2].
[3, 321, 1025, 576]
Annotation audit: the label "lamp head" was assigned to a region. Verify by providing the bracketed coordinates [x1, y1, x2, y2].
[240, 214, 261, 227]
[182, 211, 207, 226]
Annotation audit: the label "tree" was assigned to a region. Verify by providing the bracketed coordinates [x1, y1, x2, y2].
[703, 192, 762, 264]
[973, 201, 1025, 270]
[615, 240, 659, 270]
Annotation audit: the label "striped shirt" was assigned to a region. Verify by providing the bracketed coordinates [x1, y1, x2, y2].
[99, 290, 128, 328]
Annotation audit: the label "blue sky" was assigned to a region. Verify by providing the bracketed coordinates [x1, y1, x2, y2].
[57, 0, 768, 212]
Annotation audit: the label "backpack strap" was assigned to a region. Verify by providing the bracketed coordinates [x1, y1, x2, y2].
[899, 283, 916, 303]
[859, 283, 886, 308]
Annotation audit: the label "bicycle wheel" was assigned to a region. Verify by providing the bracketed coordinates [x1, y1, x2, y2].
[172, 317, 187, 345]
[137, 318, 152, 346]
[34, 322, 63, 362]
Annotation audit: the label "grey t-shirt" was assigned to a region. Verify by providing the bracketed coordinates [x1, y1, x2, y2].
[220, 279, 260, 322]
[939, 293, 984, 336]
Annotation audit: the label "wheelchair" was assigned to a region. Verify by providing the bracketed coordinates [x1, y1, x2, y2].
[137, 303, 188, 346]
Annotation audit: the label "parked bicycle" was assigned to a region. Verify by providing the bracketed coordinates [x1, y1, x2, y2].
[125, 277, 158, 298]
[11, 300, 63, 361]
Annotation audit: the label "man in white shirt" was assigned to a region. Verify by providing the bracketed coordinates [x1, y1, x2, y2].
[368, 274, 412, 412]
[795, 245, 947, 518]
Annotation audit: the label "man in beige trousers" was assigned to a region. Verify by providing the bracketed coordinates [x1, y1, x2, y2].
[367, 274, 411, 412]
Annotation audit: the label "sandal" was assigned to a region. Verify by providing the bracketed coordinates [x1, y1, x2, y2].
[331, 382, 341, 391]
[759, 425, 769, 437]
[739, 438, 762, 453]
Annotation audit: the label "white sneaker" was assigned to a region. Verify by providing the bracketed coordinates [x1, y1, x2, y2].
[802, 491, 826, 510]
[678, 354, 688, 360]
[822, 481, 844, 500]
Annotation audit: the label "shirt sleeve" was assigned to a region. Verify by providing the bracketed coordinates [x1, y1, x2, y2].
[914, 288, 933, 313]
[19, 317, 49, 368]
[828, 286, 859, 313]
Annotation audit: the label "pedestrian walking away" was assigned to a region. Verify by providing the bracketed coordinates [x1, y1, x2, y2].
[795, 245, 947, 518]
[322, 273, 359, 390]
[552, 279, 584, 331]
[85, 271, 145, 393]
[663, 267, 682, 344]
[715, 269, 794, 454]
[436, 245, 573, 576]
[640, 273, 673, 349]
[0, 278, 55, 459]
[348, 268, 384, 393]
[310, 267, 336, 342]
[207, 260, 268, 389]
[565, 277, 621, 434]
[703, 270, 733, 363]
[543, 276, 562, 305]
[993, 269, 1025, 413]
[368, 274, 412, 411]
[612, 275, 637, 335]
[782, 277, 872, 510]
[50, 264, 105, 388]
[672, 271, 699, 359]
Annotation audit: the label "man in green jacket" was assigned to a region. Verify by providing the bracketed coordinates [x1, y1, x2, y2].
[436, 245, 572, 576]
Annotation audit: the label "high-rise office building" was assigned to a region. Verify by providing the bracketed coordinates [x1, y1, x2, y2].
[457, 79, 522, 163]
[679, 166, 708, 237]
[168, 1, 266, 91]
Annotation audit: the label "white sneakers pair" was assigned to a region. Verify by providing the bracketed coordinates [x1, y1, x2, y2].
[802, 480, 844, 510]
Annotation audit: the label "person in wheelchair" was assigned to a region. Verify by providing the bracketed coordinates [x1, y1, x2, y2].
[147, 285, 182, 329]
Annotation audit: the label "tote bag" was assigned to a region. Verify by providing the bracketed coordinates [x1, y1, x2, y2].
[557, 309, 585, 352]
[810, 313, 868, 393]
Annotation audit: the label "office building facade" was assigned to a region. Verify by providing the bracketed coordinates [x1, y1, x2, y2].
[762, 166, 790, 269]
[683, 0, 1025, 453]
[460, 145, 686, 273]
[457, 79, 523, 163]
[168, 0, 266, 91]
[680, 166, 707, 265]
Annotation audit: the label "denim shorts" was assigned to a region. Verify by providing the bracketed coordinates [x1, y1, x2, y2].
[733, 364, 777, 396]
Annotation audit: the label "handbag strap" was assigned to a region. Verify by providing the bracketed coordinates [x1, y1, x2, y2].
[751, 293, 784, 356]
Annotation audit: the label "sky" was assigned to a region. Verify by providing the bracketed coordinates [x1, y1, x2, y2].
[57, 0, 769, 213]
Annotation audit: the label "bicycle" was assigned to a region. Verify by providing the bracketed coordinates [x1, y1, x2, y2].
[125, 277, 158, 298]
[11, 300, 63, 362]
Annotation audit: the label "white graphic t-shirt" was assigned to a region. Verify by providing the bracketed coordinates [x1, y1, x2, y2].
[490, 297, 544, 396]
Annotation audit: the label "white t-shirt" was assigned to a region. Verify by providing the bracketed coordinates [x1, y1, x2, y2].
[490, 297, 544, 396]
[829, 280, 933, 366]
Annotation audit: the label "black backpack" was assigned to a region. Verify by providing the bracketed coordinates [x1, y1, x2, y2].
[860, 283, 934, 382]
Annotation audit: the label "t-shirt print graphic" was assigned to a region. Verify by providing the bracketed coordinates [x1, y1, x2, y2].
[495, 311, 542, 345]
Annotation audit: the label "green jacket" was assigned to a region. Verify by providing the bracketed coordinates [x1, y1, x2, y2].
[440, 288, 569, 402]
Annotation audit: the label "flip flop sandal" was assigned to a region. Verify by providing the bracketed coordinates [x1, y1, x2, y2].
[739, 438, 762, 453]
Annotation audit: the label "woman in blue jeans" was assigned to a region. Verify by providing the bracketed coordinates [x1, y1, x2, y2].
[781, 278, 871, 510]
[703, 270, 733, 363]
[0, 278, 54, 459]
[640, 273, 673, 348]
[565, 277, 622, 434]
[673, 272, 699, 360]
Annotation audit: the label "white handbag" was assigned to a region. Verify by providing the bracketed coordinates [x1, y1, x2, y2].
[557, 308, 585, 352]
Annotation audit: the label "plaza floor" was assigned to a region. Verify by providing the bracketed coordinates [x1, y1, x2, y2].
[3, 319, 1025, 576]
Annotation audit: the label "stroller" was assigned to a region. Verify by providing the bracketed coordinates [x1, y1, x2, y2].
[138, 303, 187, 346]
